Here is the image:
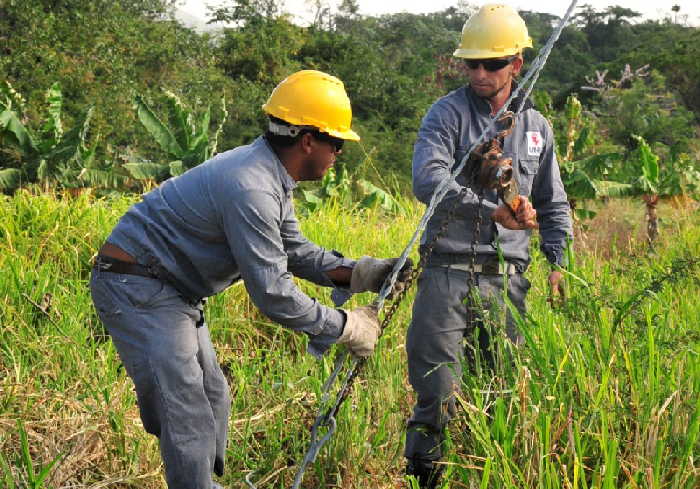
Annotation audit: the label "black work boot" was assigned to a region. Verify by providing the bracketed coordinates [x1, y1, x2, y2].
[406, 458, 444, 489]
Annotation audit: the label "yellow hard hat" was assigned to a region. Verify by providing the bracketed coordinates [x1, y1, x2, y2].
[453, 4, 533, 59]
[262, 70, 360, 141]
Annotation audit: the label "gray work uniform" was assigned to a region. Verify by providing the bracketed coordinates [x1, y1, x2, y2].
[90, 136, 354, 489]
[405, 85, 572, 462]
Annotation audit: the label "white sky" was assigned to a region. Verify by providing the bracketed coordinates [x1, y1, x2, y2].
[178, 1, 700, 26]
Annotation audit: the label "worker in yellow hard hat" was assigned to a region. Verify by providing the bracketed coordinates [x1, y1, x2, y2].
[90, 69, 410, 489]
[405, 5, 571, 488]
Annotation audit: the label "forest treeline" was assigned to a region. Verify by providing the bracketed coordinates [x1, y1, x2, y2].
[0, 0, 698, 196]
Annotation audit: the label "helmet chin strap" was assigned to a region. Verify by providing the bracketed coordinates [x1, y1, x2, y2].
[268, 120, 316, 137]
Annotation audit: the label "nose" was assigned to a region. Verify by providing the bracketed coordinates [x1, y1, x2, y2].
[471, 65, 488, 77]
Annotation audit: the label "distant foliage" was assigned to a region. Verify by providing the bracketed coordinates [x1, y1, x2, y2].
[0, 1, 697, 197]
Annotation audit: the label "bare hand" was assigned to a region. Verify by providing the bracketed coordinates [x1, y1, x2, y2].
[547, 270, 566, 306]
[492, 196, 537, 230]
[515, 197, 537, 227]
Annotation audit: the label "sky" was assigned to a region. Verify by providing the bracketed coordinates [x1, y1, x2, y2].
[178, 0, 700, 27]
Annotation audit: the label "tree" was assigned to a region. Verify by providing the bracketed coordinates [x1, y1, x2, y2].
[592, 70, 695, 153]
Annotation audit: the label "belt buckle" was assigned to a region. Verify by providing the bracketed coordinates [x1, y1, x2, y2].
[94, 256, 113, 271]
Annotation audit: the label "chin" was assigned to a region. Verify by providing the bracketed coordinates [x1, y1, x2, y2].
[473, 86, 497, 98]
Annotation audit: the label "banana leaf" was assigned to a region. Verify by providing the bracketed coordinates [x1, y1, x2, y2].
[0, 168, 22, 191]
[41, 82, 63, 144]
[164, 90, 192, 151]
[358, 179, 404, 214]
[169, 160, 185, 176]
[0, 108, 37, 155]
[45, 107, 94, 161]
[135, 95, 183, 158]
[124, 161, 170, 181]
[592, 179, 633, 197]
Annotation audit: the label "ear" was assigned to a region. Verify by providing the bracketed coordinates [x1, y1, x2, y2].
[299, 132, 315, 155]
[511, 55, 524, 76]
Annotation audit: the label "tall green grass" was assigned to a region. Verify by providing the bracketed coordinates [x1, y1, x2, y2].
[0, 189, 698, 488]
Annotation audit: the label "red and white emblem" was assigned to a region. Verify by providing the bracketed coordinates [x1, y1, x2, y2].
[526, 131, 543, 156]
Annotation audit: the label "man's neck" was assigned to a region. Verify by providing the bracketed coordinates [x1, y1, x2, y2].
[267, 138, 302, 181]
[486, 80, 513, 115]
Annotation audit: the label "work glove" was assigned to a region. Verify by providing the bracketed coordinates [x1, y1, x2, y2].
[350, 256, 413, 297]
[337, 306, 380, 357]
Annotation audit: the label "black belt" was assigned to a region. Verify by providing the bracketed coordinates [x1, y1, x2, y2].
[93, 255, 202, 306]
[93, 255, 156, 279]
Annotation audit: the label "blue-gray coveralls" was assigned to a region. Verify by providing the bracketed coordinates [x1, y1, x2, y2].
[90, 136, 354, 489]
[405, 85, 572, 462]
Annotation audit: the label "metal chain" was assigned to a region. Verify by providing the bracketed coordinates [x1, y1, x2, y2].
[466, 191, 485, 327]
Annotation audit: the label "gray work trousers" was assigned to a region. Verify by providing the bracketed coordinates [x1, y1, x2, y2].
[404, 265, 529, 462]
[90, 269, 231, 489]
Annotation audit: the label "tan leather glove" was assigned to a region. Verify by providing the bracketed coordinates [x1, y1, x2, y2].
[350, 256, 413, 296]
[336, 306, 380, 357]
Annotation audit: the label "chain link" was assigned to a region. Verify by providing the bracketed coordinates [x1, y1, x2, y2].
[466, 191, 485, 328]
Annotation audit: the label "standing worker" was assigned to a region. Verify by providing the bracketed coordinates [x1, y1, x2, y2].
[405, 5, 572, 487]
[90, 70, 409, 489]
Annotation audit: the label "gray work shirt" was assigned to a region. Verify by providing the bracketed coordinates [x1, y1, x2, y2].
[108, 136, 354, 356]
[413, 85, 572, 267]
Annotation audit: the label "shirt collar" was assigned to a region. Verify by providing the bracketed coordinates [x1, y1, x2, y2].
[257, 136, 297, 193]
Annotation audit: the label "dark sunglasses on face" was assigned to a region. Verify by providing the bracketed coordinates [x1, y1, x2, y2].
[465, 55, 517, 72]
[313, 131, 344, 152]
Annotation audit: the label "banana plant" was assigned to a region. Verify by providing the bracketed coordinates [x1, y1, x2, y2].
[609, 135, 700, 245]
[299, 165, 352, 213]
[299, 164, 404, 214]
[0, 81, 95, 191]
[124, 91, 228, 184]
[629, 135, 662, 244]
[548, 94, 631, 220]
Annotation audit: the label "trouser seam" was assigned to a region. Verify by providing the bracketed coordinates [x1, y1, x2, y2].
[145, 325, 187, 473]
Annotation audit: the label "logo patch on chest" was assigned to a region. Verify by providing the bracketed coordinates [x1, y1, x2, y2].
[526, 131, 543, 157]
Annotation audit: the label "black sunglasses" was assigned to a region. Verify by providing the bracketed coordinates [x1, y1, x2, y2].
[465, 56, 517, 72]
[313, 131, 344, 152]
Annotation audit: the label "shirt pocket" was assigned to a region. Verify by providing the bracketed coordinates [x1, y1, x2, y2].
[518, 157, 540, 196]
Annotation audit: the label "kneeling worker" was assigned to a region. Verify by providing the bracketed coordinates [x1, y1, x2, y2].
[90, 70, 408, 489]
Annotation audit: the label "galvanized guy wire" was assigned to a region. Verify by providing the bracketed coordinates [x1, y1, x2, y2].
[245, 2, 579, 487]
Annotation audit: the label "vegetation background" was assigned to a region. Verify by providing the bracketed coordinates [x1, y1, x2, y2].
[1, 1, 699, 488]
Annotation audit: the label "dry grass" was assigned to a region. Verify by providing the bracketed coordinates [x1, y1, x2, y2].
[573, 196, 699, 259]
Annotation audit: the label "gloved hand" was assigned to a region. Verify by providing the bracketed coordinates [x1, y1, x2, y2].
[336, 306, 380, 357]
[350, 256, 413, 296]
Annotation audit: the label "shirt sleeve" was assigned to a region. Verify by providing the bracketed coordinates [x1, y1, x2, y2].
[531, 121, 573, 266]
[221, 189, 345, 354]
[280, 201, 356, 287]
[412, 100, 497, 218]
